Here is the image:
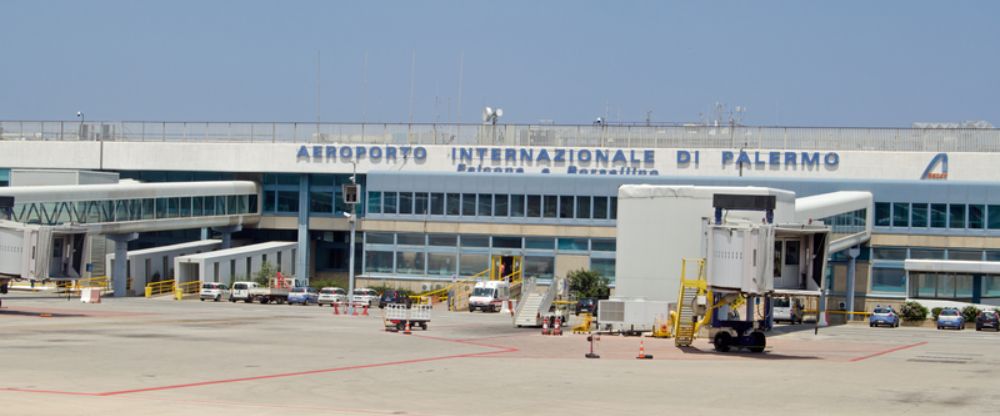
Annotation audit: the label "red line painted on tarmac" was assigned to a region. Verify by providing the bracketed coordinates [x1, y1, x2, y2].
[0, 387, 99, 396]
[849, 341, 928, 362]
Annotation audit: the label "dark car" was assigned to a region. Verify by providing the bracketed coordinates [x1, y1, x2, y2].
[976, 310, 1000, 332]
[379, 290, 411, 309]
[575, 298, 598, 316]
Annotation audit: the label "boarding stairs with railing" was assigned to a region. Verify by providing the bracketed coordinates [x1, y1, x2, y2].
[514, 277, 555, 327]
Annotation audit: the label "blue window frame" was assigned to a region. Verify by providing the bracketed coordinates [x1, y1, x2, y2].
[875, 202, 891, 226]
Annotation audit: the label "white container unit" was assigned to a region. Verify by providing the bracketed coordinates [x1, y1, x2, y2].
[174, 241, 297, 287]
[706, 223, 775, 295]
[106, 239, 222, 296]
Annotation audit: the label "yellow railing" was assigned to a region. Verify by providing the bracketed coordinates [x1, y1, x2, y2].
[173, 280, 201, 300]
[409, 268, 492, 302]
[74, 276, 109, 291]
[145, 279, 176, 298]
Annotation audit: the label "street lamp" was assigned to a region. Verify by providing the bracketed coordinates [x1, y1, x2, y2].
[76, 111, 85, 139]
[341, 162, 359, 312]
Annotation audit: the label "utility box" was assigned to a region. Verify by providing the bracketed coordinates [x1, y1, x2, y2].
[706, 223, 774, 294]
[597, 299, 672, 334]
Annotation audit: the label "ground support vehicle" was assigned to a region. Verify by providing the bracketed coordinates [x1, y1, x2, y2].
[229, 281, 289, 304]
[383, 303, 431, 331]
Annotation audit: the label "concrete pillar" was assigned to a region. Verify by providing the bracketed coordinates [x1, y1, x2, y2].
[845, 246, 861, 317]
[200, 227, 208, 240]
[211, 224, 242, 249]
[296, 174, 310, 283]
[108, 232, 139, 297]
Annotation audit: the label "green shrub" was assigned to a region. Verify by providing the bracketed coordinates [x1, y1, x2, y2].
[899, 301, 929, 322]
[931, 307, 943, 320]
[567, 269, 610, 299]
[309, 277, 347, 290]
[961, 305, 982, 323]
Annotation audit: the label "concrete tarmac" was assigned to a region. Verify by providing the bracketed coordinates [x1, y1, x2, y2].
[1, 294, 998, 415]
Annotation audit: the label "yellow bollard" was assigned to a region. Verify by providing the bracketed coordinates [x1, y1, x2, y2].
[174, 288, 183, 301]
[145, 286, 152, 298]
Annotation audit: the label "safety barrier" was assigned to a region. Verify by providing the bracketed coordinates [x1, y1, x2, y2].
[74, 276, 109, 291]
[173, 280, 201, 300]
[145, 279, 175, 298]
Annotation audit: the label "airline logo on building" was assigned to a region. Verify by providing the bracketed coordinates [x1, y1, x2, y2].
[920, 153, 948, 180]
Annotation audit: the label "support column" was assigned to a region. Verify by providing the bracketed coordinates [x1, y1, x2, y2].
[108, 232, 138, 297]
[211, 224, 242, 249]
[845, 246, 861, 318]
[296, 174, 310, 284]
[200, 227, 208, 240]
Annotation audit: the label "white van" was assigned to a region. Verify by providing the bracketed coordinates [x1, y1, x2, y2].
[229, 281, 261, 303]
[200, 282, 228, 302]
[773, 296, 804, 324]
[468, 281, 510, 312]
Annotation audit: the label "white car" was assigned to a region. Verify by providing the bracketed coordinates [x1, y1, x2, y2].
[351, 288, 378, 307]
[317, 287, 347, 306]
[772, 297, 804, 324]
[199, 282, 228, 302]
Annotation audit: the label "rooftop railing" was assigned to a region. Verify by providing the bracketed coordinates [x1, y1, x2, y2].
[2, 120, 999, 152]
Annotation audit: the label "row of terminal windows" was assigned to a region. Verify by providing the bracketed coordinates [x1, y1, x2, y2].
[874, 202, 1000, 230]
[869, 247, 1000, 295]
[261, 173, 364, 216]
[364, 232, 616, 252]
[11, 194, 257, 225]
[367, 192, 618, 220]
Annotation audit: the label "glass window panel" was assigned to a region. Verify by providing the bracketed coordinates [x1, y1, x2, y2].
[446, 193, 460, 216]
[493, 236, 521, 249]
[310, 174, 336, 187]
[383, 192, 398, 214]
[397, 233, 425, 246]
[427, 253, 456, 276]
[414, 192, 428, 215]
[430, 193, 444, 215]
[914, 273, 936, 298]
[591, 258, 615, 282]
[493, 194, 509, 217]
[226, 195, 238, 215]
[459, 253, 489, 276]
[989, 205, 1000, 230]
[525, 237, 554, 250]
[969, 204, 984, 229]
[193, 196, 204, 217]
[367, 191, 382, 215]
[155, 198, 168, 219]
[948, 250, 982, 261]
[593, 196, 608, 219]
[875, 202, 891, 226]
[785, 241, 800, 265]
[527, 195, 542, 218]
[909, 248, 945, 259]
[524, 256, 555, 279]
[364, 251, 394, 273]
[956, 274, 974, 298]
[938, 274, 956, 298]
[930, 203, 947, 228]
[983, 276, 1000, 297]
[395, 252, 425, 275]
[310, 191, 333, 214]
[610, 197, 618, 219]
[576, 196, 591, 219]
[398, 192, 413, 215]
[428, 234, 457, 246]
[949, 204, 966, 228]
[366, 232, 394, 245]
[870, 268, 906, 293]
[872, 247, 907, 260]
[987, 251, 1000, 261]
[510, 195, 525, 217]
[591, 239, 616, 252]
[892, 203, 909, 227]
[264, 191, 276, 213]
[204, 195, 217, 216]
[543, 195, 557, 218]
[461, 235, 489, 248]
[477, 194, 492, 216]
[248, 194, 257, 213]
[559, 196, 574, 219]
[462, 193, 476, 216]
[115, 200, 129, 221]
[557, 238, 588, 251]
[276, 191, 298, 212]
[911, 203, 928, 228]
[180, 197, 191, 217]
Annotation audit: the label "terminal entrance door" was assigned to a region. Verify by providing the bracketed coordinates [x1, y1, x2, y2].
[490, 255, 522, 282]
[773, 239, 801, 289]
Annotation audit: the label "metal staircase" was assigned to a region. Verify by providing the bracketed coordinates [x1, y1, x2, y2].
[514, 277, 555, 327]
[674, 259, 709, 347]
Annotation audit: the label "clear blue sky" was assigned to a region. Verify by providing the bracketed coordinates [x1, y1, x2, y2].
[2, 1, 997, 126]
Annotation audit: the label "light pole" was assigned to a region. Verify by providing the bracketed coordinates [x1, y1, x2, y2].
[344, 162, 358, 313]
[76, 111, 85, 139]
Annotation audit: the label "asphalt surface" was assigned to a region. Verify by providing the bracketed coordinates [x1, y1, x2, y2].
[1, 293, 998, 415]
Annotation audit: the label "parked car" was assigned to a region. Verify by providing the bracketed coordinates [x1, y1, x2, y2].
[772, 297, 804, 324]
[869, 306, 899, 328]
[937, 308, 965, 330]
[975, 310, 1000, 332]
[287, 287, 319, 305]
[575, 298, 598, 315]
[379, 290, 412, 309]
[317, 287, 347, 306]
[199, 282, 228, 302]
[351, 288, 379, 307]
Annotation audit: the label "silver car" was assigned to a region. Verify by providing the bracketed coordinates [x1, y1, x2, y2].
[317, 287, 347, 306]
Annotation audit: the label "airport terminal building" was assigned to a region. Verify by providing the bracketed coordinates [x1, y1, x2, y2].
[2, 121, 1000, 311]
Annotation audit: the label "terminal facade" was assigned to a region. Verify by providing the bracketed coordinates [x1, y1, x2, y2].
[1, 121, 1000, 311]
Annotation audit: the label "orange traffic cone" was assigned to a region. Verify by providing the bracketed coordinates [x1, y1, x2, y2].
[636, 338, 653, 359]
[362, 304, 370, 316]
[351, 304, 359, 316]
[332, 302, 340, 315]
[541, 316, 550, 335]
[553, 316, 563, 336]
[403, 321, 412, 335]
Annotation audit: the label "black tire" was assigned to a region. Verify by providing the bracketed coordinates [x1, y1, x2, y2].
[214, 295, 220, 302]
[230, 297, 235, 303]
[200, 298, 205, 302]
[976, 326, 982, 331]
[713, 332, 732, 353]
[748, 331, 766, 353]
[869, 323, 874, 328]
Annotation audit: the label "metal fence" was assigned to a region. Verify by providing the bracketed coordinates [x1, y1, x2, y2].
[2, 120, 999, 152]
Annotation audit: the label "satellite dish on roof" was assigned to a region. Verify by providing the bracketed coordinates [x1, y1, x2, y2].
[482, 106, 502, 125]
